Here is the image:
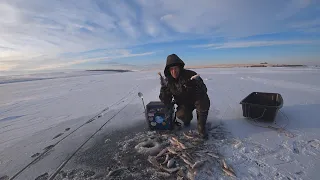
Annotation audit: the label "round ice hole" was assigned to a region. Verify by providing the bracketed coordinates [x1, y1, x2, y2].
[135, 140, 162, 155]
[143, 142, 155, 148]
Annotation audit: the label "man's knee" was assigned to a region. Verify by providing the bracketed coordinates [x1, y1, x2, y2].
[195, 94, 210, 113]
[176, 106, 193, 122]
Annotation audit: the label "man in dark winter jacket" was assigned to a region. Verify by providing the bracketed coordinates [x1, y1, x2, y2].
[159, 54, 210, 139]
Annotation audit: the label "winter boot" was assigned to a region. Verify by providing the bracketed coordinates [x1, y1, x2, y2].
[197, 111, 208, 139]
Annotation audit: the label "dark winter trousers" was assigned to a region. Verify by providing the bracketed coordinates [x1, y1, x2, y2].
[175, 94, 210, 135]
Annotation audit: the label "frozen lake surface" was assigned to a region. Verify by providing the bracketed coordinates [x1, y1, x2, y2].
[0, 67, 319, 179]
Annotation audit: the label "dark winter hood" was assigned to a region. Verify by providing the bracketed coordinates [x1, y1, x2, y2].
[164, 54, 185, 77]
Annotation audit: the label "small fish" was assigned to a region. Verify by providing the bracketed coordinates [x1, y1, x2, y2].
[156, 147, 168, 158]
[167, 147, 178, 154]
[177, 176, 184, 180]
[180, 156, 193, 167]
[187, 170, 196, 180]
[161, 134, 170, 138]
[178, 142, 187, 150]
[221, 159, 228, 169]
[171, 137, 187, 149]
[191, 160, 206, 169]
[228, 166, 235, 173]
[171, 137, 179, 142]
[169, 139, 179, 147]
[161, 154, 170, 165]
[106, 167, 127, 177]
[177, 168, 186, 178]
[233, 141, 242, 149]
[148, 156, 160, 168]
[183, 132, 194, 139]
[222, 167, 236, 177]
[155, 171, 170, 177]
[162, 167, 180, 174]
[167, 158, 175, 168]
[182, 153, 194, 162]
[207, 153, 219, 159]
[222, 159, 230, 170]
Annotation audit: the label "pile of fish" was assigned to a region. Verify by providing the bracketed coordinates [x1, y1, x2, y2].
[143, 130, 236, 180]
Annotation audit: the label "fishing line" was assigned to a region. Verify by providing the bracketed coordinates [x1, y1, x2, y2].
[9, 85, 138, 180]
[245, 109, 295, 138]
[48, 94, 137, 180]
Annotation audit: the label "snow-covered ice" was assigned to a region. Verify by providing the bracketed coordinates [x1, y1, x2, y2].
[0, 67, 319, 179]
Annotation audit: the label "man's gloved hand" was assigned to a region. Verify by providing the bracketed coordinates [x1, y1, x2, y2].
[158, 72, 168, 87]
[160, 76, 168, 87]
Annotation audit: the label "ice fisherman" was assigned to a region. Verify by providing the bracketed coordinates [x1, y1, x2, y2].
[159, 54, 211, 139]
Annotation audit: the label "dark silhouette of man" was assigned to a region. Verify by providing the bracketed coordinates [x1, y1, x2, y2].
[159, 54, 210, 139]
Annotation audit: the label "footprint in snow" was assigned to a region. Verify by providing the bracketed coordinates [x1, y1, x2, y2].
[35, 172, 48, 180]
[308, 139, 320, 149]
[52, 133, 64, 140]
[65, 127, 70, 131]
[43, 145, 55, 151]
[293, 141, 299, 154]
[57, 169, 96, 179]
[0, 175, 9, 180]
[86, 118, 95, 124]
[31, 152, 40, 158]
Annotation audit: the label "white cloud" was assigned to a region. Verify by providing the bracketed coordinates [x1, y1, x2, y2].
[289, 18, 320, 33]
[145, 22, 159, 37]
[135, 0, 315, 37]
[193, 40, 319, 49]
[276, 0, 312, 20]
[190, 44, 220, 48]
[0, 0, 318, 71]
[160, 14, 174, 21]
[0, 2, 18, 24]
[25, 50, 155, 71]
[0, 61, 18, 71]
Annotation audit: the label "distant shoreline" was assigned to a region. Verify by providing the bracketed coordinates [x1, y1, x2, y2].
[143, 63, 311, 71]
[86, 69, 133, 73]
[185, 63, 307, 69]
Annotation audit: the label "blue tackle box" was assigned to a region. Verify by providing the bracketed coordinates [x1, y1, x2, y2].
[145, 101, 175, 130]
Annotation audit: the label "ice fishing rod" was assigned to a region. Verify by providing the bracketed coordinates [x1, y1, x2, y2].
[138, 92, 146, 113]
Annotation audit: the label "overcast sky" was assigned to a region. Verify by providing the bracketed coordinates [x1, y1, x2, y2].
[0, 0, 319, 72]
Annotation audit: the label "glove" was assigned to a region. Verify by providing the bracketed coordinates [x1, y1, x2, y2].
[160, 76, 168, 87]
[158, 72, 168, 87]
